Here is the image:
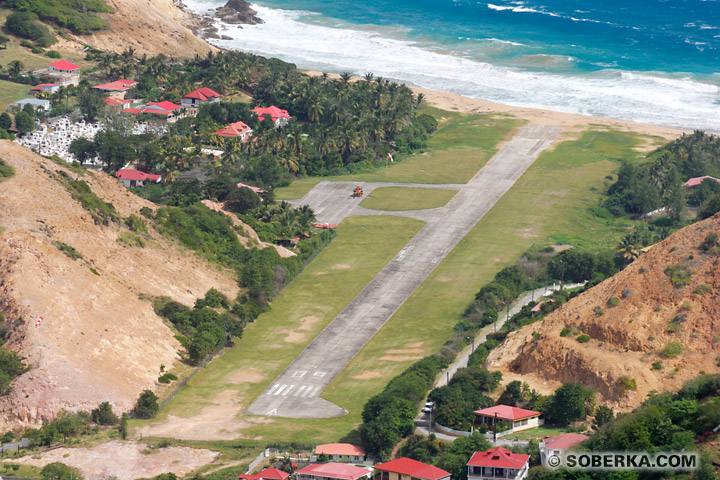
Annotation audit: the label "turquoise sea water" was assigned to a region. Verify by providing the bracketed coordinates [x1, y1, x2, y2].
[183, 0, 720, 131]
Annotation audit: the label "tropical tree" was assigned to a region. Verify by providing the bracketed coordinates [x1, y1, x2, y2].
[7, 60, 24, 77]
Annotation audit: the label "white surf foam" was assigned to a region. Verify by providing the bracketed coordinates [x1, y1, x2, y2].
[188, 2, 720, 132]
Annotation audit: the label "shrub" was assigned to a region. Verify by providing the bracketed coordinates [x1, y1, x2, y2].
[619, 376, 637, 392]
[139, 206, 154, 218]
[607, 297, 620, 307]
[577, 334, 591, 343]
[40, 462, 83, 480]
[53, 241, 82, 260]
[158, 373, 177, 384]
[594, 307, 604, 316]
[0, 159, 15, 181]
[91, 402, 118, 425]
[124, 214, 147, 233]
[651, 361, 663, 370]
[45, 50, 61, 58]
[661, 341, 685, 358]
[5, 12, 57, 47]
[700, 233, 718, 252]
[560, 327, 571, 337]
[680, 301, 692, 310]
[664, 263, 692, 288]
[667, 322, 681, 333]
[117, 232, 144, 248]
[672, 313, 687, 323]
[133, 390, 159, 419]
[693, 284, 712, 295]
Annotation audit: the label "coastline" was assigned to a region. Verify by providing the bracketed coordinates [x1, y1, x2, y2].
[302, 70, 685, 141]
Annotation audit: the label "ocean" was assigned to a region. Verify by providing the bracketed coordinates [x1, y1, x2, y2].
[181, 0, 720, 132]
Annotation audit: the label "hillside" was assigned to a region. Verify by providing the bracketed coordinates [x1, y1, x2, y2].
[0, 140, 239, 429]
[40, 0, 216, 57]
[488, 213, 720, 410]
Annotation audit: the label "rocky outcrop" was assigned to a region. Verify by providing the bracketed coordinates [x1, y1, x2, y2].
[488, 212, 720, 410]
[215, 0, 264, 25]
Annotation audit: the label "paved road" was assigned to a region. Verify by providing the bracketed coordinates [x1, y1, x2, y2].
[245, 124, 561, 418]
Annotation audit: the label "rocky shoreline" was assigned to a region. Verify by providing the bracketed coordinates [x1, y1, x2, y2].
[180, 0, 263, 41]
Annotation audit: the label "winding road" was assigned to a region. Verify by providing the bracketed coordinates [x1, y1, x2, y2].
[245, 124, 561, 418]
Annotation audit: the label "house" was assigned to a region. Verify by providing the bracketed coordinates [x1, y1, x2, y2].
[29, 83, 61, 95]
[474, 405, 542, 433]
[238, 467, 290, 480]
[10, 98, 51, 112]
[374, 457, 451, 480]
[115, 169, 162, 188]
[93, 80, 138, 99]
[530, 299, 555, 314]
[123, 101, 184, 122]
[45, 60, 80, 85]
[253, 106, 292, 126]
[103, 96, 132, 111]
[212, 121, 253, 141]
[539, 433, 589, 466]
[683, 176, 720, 187]
[296, 463, 372, 480]
[314, 443, 365, 463]
[467, 447, 530, 480]
[182, 87, 222, 107]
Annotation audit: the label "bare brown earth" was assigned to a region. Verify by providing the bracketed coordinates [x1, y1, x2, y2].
[488, 213, 720, 410]
[0, 140, 240, 429]
[9, 441, 219, 480]
[56, 0, 216, 57]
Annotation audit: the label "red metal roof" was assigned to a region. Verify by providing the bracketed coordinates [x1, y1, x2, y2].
[683, 176, 720, 187]
[213, 121, 253, 137]
[184, 87, 222, 101]
[467, 447, 530, 469]
[30, 83, 59, 91]
[103, 97, 131, 107]
[253, 105, 292, 122]
[256, 468, 290, 480]
[93, 79, 138, 91]
[296, 463, 371, 480]
[531, 299, 555, 313]
[474, 405, 541, 421]
[49, 60, 79, 71]
[115, 169, 161, 182]
[315, 443, 365, 457]
[147, 101, 181, 111]
[543, 433, 589, 450]
[375, 458, 451, 480]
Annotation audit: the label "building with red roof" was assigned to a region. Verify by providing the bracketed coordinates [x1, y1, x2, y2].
[467, 447, 530, 480]
[374, 457, 451, 480]
[29, 83, 61, 95]
[122, 101, 184, 122]
[182, 87, 222, 107]
[93, 79, 138, 98]
[683, 176, 720, 188]
[253, 106, 292, 126]
[212, 121, 253, 141]
[539, 433, 588, 466]
[296, 463, 372, 480]
[530, 299, 555, 313]
[103, 96, 132, 109]
[238, 467, 290, 480]
[49, 60, 79, 72]
[115, 169, 162, 188]
[314, 443, 365, 462]
[41, 60, 80, 85]
[474, 405, 542, 433]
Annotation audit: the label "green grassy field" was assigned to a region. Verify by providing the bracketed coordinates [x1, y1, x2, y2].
[139, 215, 424, 438]
[233, 128, 648, 443]
[274, 111, 524, 200]
[360, 186, 458, 211]
[0, 80, 30, 111]
[142, 120, 654, 446]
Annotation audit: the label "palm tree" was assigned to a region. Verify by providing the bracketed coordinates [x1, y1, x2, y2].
[8, 60, 23, 77]
[617, 236, 640, 262]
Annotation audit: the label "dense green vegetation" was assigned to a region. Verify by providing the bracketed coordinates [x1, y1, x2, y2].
[429, 366, 501, 430]
[605, 131, 720, 220]
[3, 0, 112, 35]
[53, 170, 119, 225]
[4, 11, 56, 46]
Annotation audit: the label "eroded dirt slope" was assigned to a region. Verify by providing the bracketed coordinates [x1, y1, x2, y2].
[488, 213, 720, 410]
[0, 140, 239, 429]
